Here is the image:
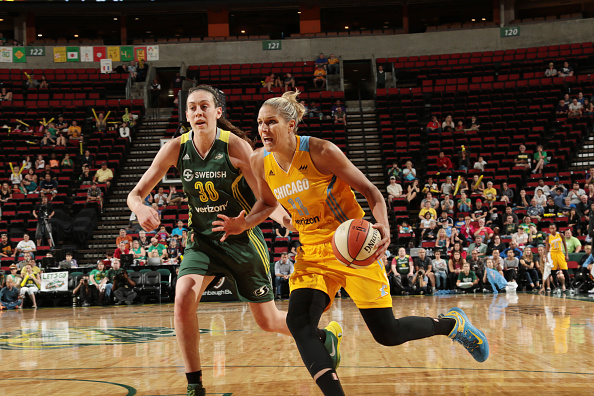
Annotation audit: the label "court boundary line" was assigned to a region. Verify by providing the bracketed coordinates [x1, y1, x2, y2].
[3, 365, 594, 377]
[0, 378, 137, 395]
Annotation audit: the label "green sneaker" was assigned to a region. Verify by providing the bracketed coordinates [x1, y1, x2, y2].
[323, 321, 343, 369]
[187, 384, 205, 396]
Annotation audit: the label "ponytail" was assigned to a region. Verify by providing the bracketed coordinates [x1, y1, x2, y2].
[262, 90, 305, 132]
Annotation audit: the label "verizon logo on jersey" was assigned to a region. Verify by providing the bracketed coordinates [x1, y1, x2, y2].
[273, 178, 310, 199]
[194, 201, 229, 213]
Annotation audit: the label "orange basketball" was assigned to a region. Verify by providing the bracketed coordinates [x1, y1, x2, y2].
[331, 219, 381, 269]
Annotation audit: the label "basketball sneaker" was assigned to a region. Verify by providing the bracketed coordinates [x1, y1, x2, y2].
[187, 384, 205, 396]
[323, 321, 343, 369]
[439, 307, 489, 363]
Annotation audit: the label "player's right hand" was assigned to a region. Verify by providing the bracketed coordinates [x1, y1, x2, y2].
[136, 205, 161, 232]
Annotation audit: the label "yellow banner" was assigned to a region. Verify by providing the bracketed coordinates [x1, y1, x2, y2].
[107, 46, 120, 62]
[53, 46, 67, 63]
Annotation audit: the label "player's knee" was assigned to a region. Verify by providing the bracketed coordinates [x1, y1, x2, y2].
[254, 315, 277, 333]
[370, 329, 400, 347]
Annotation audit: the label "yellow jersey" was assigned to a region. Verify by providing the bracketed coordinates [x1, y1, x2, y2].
[548, 233, 563, 252]
[263, 135, 365, 245]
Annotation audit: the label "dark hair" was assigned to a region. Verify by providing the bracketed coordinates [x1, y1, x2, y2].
[188, 85, 252, 147]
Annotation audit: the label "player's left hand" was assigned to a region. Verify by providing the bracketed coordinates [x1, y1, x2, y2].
[212, 211, 247, 242]
[370, 222, 390, 261]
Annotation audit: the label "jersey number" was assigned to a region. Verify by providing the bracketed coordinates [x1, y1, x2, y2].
[287, 197, 309, 216]
[194, 181, 219, 202]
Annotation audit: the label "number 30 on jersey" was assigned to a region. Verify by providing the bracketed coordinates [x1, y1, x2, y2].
[194, 181, 219, 202]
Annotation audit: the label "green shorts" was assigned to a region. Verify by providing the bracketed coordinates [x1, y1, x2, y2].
[179, 227, 273, 303]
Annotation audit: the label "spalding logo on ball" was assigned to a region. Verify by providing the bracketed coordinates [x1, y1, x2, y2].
[332, 218, 380, 269]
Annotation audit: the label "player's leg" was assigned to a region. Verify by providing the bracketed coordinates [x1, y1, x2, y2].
[174, 273, 215, 395]
[287, 287, 345, 396]
[249, 300, 291, 336]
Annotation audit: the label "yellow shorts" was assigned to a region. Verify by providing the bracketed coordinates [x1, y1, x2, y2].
[289, 242, 392, 311]
[550, 252, 568, 271]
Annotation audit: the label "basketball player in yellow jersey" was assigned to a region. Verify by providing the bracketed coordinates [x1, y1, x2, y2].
[214, 91, 489, 396]
[545, 223, 570, 292]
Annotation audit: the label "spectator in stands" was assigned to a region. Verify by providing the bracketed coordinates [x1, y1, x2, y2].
[426, 116, 441, 135]
[0, 87, 12, 101]
[569, 98, 582, 118]
[157, 225, 170, 242]
[273, 252, 294, 299]
[500, 182, 514, 204]
[457, 192, 471, 213]
[150, 79, 161, 107]
[171, 221, 186, 238]
[448, 250, 466, 287]
[20, 263, 40, 308]
[435, 228, 449, 249]
[553, 186, 567, 207]
[458, 150, 471, 171]
[81, 149, 94, 167]
[93, 162, 114, 188]
[20, 171, 37, 195]
[534, 189, 547, 206]
[583, 98, 594, 115]
[532, 145, 549, 175]
[283, 72, 295, 92]
[518, 247, 540, 290]
[512, 226, 531, 248]
[402, 160, 417, 181]
[414, 248, 435, 293]
[544, 62, 557, 77]
[307, 101, 323, 119]
[386, 176, 402, 209]
[128, 60, 138, 79]
[137, 230, 150, 250]
[559, 61, 574, 77]
[468, 234, 488, 256]
[39, 75, 49, 89]
[81, 165, 96, 186]
[40, 130, 56, 148]
[129, 239, 146, 265]
[474, 218, 494, 242]
[263, 73, 280, 92]
[487, 234, 507, 255]
[543, 196, 559, 217]
[564, 229, 582, 254]
[473, 156, 487, 172]
[315, 53, 329, 69]
[441, 115, 454, 132]
[464, 116, 480, 132]
[568, 182, 585, 205]
[437, 151, 453, 171]
[421, 191, 439, 210]
[48, 153, 59, 169]
[503, 249, 519, 283]
[514, 144, 531, 170]
[154, 186, 168, 207]
[166, 185, 187, 207]
[419, 212, 433, 236]
[148, 237, 168, 260]
[491, 249, 504, 273]
[17, 252, 35, 271]
[56, 115, 68, 132]
[440, 175, 454, 196]
[472, 199, 487, 221]
[59, 252, 78, 269]
[35, 154, 45, 170]
[328, 54, 339, 74]
[529, 225, 547, 247]
[33, 195, 55, 248]
[387, 162, 401, 181]
[313, 65, 326, 89]
[441, 194, 455, 215]
[0, 278, 22, 310]
[334, 106, 346, 126]
[456, 262, 479, 293]
[0, 182, 11, 204]
[60, 153, 74, 169]
[556, 99, 569, 117]
[376, 65, 386, 89]
[67, 120, 82, 141]
[482, 181, 497, 206]
[116, 228, 133, 249]
[389, 248, 413, 294]
[406, 179, 420, 203]
[534, 179, 550, 197]
[86, 181, 104, 211]
[110, 259, 137, 305]
[422, 179, 439, 196]
[88, 261, 111, 305]
[0, 233, 14, 258]
[39, 173, 58, 201]
[113, 241, 130, 260]
[14, 233, 36, 258]
[516, 189, 531, 210]
[431, 250, 448, 290]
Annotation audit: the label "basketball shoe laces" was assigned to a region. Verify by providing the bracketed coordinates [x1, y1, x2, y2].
[452, 329, 479, 352]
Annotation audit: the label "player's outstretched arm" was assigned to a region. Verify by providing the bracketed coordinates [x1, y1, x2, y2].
[309, 138, 390, 257]
[127, 138, 181, 232]
[212, 140, 287, 241]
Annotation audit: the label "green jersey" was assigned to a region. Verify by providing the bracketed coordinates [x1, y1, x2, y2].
[89, 269, 107, 285]
[177, 129, 256, 240]
[394, 255, 412, 275]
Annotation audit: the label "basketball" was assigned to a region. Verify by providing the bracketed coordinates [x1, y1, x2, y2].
[331, 218, 381, 269]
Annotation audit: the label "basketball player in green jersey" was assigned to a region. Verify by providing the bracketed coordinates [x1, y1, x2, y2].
[128, 86, 340, 396]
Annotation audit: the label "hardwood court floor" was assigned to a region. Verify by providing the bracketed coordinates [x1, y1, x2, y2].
[1, 293, 594, 395]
